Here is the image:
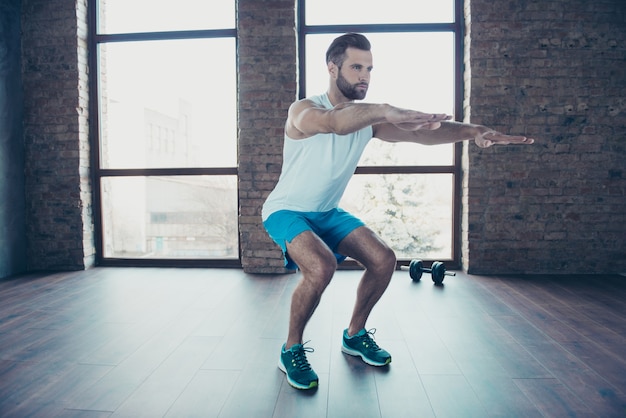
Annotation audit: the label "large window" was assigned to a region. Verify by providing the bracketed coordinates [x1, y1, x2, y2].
[299, 0, 463, 262]
[89, 1, 238, 265]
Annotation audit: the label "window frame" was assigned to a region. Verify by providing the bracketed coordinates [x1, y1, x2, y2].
[87, 0, 240, 267]
[296, 0, 464, 268]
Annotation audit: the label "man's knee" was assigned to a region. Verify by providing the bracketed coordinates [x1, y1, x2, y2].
[287, 232, 337, 287]
[301, 252, 337, 289]
[373, 244, 396, 276]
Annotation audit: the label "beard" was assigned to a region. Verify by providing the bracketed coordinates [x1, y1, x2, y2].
[336, 71, 368, 101]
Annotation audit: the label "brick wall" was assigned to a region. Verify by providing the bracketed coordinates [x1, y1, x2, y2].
[237, 0, 296, 273]
[21, 0, 94, 271]
[463, 0, 626, 274]
[0, 0, 27, 279]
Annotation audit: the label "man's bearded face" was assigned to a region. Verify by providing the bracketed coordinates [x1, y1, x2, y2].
[336, 68, 368, 101]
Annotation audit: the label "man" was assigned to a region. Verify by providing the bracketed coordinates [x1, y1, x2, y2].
[262, 33, 534, 390]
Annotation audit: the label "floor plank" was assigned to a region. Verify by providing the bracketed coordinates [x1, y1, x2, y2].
[111, 336, 221, 417]
[164, 369, 240, 418]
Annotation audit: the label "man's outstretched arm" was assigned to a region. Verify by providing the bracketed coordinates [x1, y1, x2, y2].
[285, 99, 450, 140]
[374, 119, 535, 148]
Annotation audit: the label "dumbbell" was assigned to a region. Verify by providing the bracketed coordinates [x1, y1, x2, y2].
[400, 259, 456, 285]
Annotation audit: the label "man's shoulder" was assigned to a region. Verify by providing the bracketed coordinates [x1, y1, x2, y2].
[295, 93, 330, 109]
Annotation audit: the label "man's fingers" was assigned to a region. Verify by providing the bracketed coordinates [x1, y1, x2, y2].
[482, 131, 535, 145]
[411, 112, 449, 121]
[427, 113, 451, 122]
[423, 122, 442, 130]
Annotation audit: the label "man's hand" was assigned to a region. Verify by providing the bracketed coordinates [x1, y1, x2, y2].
[386, 107, 451, 131]
[394, 120, 448, 131]
[474, 130, 535, 148]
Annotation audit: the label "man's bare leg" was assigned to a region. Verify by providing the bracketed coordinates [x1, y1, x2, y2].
[284, 231, 337, 348]
[337, 226, 396, 337]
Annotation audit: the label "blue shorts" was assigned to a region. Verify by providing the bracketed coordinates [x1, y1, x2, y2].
[263, 208, 365, 270]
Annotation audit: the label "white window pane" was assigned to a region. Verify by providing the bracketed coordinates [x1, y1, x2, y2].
[341, 174, 453, 260]
[360, 140, 454, 166]
[98, 38, 236, 169]
[306, 32, 455, 166]
[306, 0, 454, 25]
[98, 0, 235, 34]
[101, 176, 238, 259]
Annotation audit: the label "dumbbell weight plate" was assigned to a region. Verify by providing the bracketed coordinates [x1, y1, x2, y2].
[409, 259, 424, 282]
[430, 261, 445, 285]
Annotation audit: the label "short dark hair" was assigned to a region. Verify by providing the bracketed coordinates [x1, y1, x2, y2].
[325, 33, 371, 66]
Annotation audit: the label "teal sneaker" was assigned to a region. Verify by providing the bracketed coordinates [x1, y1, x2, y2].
[342, 328, 392, 366]
[278, 342, 319, 390]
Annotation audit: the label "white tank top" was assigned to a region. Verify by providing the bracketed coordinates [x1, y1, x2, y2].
[262, 93, 373, 221]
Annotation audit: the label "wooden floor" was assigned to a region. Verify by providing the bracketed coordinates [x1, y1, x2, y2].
[0, 267, 625, 417]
